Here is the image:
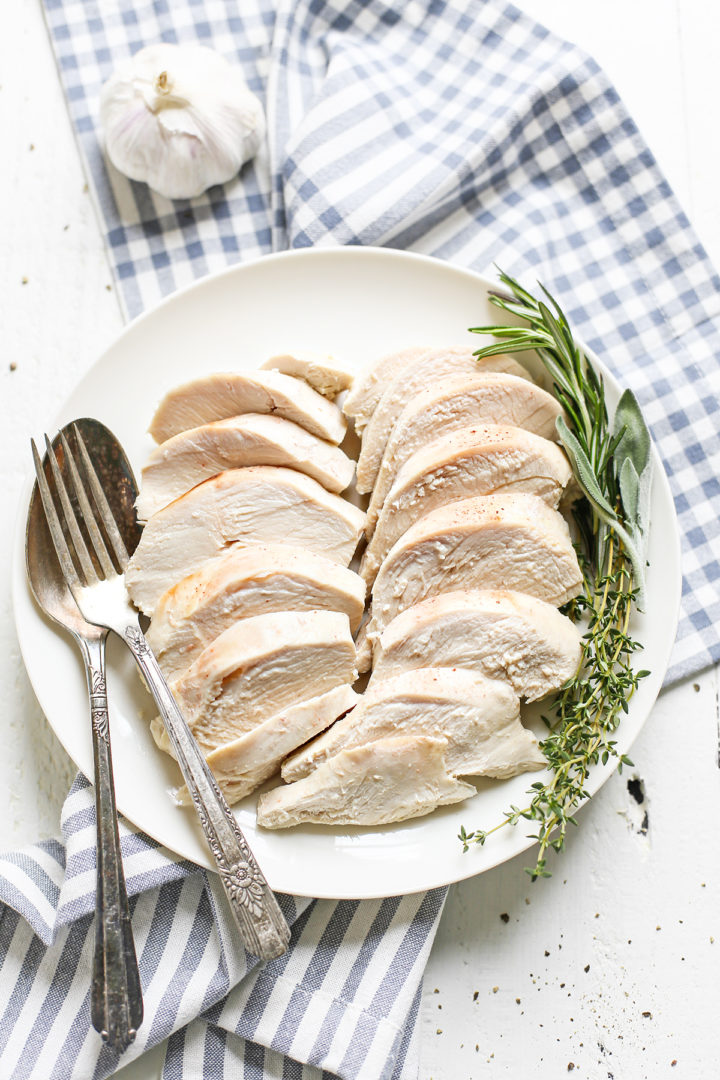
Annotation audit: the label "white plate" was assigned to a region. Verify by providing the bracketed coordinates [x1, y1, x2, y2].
[12, 248, 681, 899]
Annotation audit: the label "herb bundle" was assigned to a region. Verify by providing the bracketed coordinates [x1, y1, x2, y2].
[459, 270, 652, 880]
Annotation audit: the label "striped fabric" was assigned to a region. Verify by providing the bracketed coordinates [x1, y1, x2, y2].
[0, 779, 443, 1078]
[3, 0, 720, 1076]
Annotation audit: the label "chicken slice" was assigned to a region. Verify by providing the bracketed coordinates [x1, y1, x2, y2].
[136, 414, 355, 519]
[365, 373, 562, 536]
[367, 494, 582, 639]
[167, 610, 357, 753]
[126, 466, 366, 615]
[148, 369, 346, 444]
[355, 348, 530, 494]
[371, 590, 583, 702]
[342, 346, 432, 434]
[361, 426, 573, 587]
[282, 668, 544, 783]
[261, 352, 354, 399]
[257, 736, 476, 828]
[168, 685, 360, 805]
[146, 544, 366, 680]
[354, 619, 374, 675]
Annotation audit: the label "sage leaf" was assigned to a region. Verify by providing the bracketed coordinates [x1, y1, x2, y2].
[556, 417, 618, 520]
[557, 417, 647, 603]
[613, 389, 653, 557]
[619, 457, 640, 529]
[636, 460, 653, 553]
[613, 389, 650, 476]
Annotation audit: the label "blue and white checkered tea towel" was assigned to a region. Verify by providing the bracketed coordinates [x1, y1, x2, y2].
[42, 0, 718, 682]
[2, 0, 719, 1077]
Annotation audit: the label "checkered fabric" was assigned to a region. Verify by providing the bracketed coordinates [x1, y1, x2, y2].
[42, 0, 717, 680]
[1, 1, 718, 1078]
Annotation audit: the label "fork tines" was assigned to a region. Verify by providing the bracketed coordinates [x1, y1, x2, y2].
[31, 427, 129, 590]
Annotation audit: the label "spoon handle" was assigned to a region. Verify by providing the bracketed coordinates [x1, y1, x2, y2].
[78, 632, 143, 1053]
[120, 620, 291, 961]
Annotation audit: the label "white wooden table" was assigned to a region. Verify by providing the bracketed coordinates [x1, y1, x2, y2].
[1, 3, 718, 1077]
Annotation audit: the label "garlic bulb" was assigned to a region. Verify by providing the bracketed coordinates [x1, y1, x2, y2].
[99, 43, 265, 200]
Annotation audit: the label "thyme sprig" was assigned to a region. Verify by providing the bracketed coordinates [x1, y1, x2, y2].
[458, 270, 652, 880]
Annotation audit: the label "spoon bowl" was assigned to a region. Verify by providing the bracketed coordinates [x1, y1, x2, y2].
[26, 418, 142, 634]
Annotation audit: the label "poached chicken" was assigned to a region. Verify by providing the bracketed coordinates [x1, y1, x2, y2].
[126, 466, 366, 615]
[367, 493, 582, 640]
[149, 369, 346, 444]
[365, 373, 563, 536]
[361, 425, 573, 587]
[137, 413, 355, 519]
[258, 736, 476, 828]
[146, 544, 366, 679]
[371, 589, 582, 702]
[282, 667, 544, 783]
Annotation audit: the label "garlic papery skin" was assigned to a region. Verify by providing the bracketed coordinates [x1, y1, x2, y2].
[100, 43, 265, 200]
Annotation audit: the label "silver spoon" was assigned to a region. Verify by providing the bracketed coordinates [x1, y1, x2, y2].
[26, 419, 143, 1054]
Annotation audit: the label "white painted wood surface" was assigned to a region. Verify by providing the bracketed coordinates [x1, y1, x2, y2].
[0, 2, 717, 1078]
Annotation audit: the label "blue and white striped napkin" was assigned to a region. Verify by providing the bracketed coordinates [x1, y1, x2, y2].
[2, 0, 719, 1077]
[1, 777, 441, 1078]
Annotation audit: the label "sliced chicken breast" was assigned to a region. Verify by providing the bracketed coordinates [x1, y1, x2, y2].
[342, 346, 431, 434]
[367, 494, 582, 638]
[146, 545, 366, 680]
[282, 668, 544, 783]
[168, 610, 357, 753]
[169, 685, 360, 805]
[126, 466, 366, 615]
[354, 619, 373, 675]
[136, 414, 355, 519]
[371, 590, 583, 702]
[355, 348, 530, 493]
[365, 373, 563, 535]
[361, 426, 573, 586]
[261, 352, 354, 399]
[257, 736, 476, 828]
[148, 369, 346, 444]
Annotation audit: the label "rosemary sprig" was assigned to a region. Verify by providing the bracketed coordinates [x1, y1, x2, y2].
[458, 269, 652, 880]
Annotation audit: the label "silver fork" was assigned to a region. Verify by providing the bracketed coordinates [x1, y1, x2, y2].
[28, 427, 142, 1054]
[32, 427, 291, 961]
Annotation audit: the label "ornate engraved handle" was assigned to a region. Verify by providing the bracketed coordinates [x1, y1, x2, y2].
[78, 632, 143, 1053]
[121, 623, 290, 960]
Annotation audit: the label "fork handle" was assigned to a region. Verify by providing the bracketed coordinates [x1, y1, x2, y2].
[120, 621, 291, 961]
[79, 633, 143, 1053]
